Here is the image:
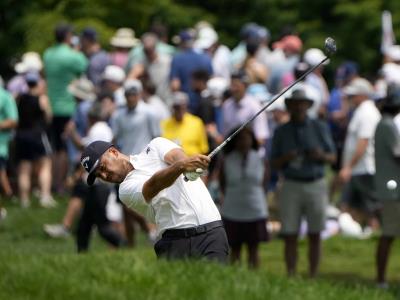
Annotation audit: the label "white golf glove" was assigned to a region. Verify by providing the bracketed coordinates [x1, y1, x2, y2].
[184, 168, 204, 181]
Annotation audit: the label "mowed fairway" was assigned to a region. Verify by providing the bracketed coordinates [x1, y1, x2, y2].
[1, 199, 399, 300]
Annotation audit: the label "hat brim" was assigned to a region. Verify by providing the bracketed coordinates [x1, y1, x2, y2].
[68, 86, 96, 101]
[110, 37, 139, 48]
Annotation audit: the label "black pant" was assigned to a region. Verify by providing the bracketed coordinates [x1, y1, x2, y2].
[77, 183, 123, 252]
[154, 222, 229, 263]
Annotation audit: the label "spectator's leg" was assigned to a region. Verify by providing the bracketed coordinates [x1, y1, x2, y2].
[63, 197, 83, 229]
[127, 208, 150, 234]
[53, 150, 68, 194]
[37, 157, 52, 200]
[230, 245, 241, 265]
[284, 234, 298, 276]
[247, 243, 260, 269]
[376, 236, 394, 284]
[308, 232, 321, 278]
[0, 169, 12, 197]
[18, 161, 32, 207]
[123, 206, 136, 247]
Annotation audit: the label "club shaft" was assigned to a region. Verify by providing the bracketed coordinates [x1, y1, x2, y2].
[208, 56, 329, 159]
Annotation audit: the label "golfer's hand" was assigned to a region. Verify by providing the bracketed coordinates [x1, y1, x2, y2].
[181, 154, 210, 173]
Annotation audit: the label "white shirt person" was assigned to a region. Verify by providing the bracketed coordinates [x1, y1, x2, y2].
[80, 137, 228, 262]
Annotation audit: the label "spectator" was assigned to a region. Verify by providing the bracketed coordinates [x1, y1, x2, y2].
[271, 85, 336, 277]
[239, 35, 269, 84]
[161, 91, 209, 156]
[7, 52, 44, 99]
[102, 65, 126, 108]
[141, 80, 170, 123]
[111, 79, 160, 246]
[0, 86, 18, 199]
[339, 78, 381, 230]
[219, 126, 269, 268]
[43, 23, 88, 194]
[374, 84, 400, 288]
[80, 27, 110, 89]
[169, 29, 213, 113]
[194, 25, 231, 81]
[128, 32, 172, 105]
[222, 71, 269, 147]
[15, 72, 54, 208]
[109, 28, 139, 69]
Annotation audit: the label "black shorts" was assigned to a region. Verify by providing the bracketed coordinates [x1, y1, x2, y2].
[50, 116, 71, 152]
[15, 131, 52, 162]
[222, 217, 269, 247]
[0, 156, 7, 170]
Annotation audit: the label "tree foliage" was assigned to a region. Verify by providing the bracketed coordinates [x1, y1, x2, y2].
[1, 0, 400, 79]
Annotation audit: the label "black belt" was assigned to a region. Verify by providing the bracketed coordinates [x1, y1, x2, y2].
[162, 220, 223, 238]
[285, 175, 323, 182]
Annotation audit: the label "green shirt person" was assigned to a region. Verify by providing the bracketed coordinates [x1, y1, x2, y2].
[0, 87, 18, 158]
[43, 42, 88, 117]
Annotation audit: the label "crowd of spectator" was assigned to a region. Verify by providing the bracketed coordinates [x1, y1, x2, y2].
[0, 20, 400, 287]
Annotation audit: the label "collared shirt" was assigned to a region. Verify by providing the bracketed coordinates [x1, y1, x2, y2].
[119, 137, 221, 235]
[161, 113, 209, 156]
[43, 44, 88, 116]
[342, 100, 381, 175]
[222, 94, 269, 141]
[271, 118, 335, 180]
[112, 101, 160, 155]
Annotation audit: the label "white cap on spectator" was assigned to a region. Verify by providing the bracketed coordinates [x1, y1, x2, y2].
[103, 65, 125, 83]
[68, 77, 96, 101]
[194, 27, 218, 50]
[382, 62, 400, 84]
[266, 96, 286, 111]
[385, 45, 400, 61]
[343, 78, 373, 96]
[207, 77, 229, 99]
[15, 52, 43, 74]
[124, 79, 143, 94]
[304, 48, 328, 66]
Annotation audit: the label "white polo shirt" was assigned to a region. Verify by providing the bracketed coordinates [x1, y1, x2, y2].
[119, 137, 221, 235]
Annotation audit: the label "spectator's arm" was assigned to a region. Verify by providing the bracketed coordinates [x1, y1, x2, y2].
[344, 138, 369, 169]
[38, 94, 53, 124]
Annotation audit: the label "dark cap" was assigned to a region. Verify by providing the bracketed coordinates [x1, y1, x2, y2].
[81, 141, 113, 185]
[81, 27, 98, 42]
[383, 84, 400, 108]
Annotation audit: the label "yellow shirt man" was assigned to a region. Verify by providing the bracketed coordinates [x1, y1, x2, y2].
[161, 113, 209, 156]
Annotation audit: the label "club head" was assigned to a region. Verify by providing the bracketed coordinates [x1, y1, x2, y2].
[324, 37, 337, 57]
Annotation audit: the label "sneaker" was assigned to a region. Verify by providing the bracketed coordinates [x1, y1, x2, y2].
[21, 199, 31, 208]
[43, 224, 70, 238]
[40, 196, 57, 208]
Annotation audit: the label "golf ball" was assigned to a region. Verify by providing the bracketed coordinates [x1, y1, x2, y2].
[387, 180, 397, 190]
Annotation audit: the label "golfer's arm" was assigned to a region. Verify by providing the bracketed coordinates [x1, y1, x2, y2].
[345, 138, 369, 169]
[142, 148, 187, 203]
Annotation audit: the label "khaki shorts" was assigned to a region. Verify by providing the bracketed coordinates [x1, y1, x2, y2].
[381, 200, 400, 237]
[279, 178, 328, 234]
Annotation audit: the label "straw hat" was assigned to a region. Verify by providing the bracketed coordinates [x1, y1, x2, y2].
[15, 52, 43, 74]
[110, 28, 139, 48]
[68, 77, 96, 101]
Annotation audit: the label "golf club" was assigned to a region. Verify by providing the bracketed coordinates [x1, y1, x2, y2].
[185, 37, 337, 181]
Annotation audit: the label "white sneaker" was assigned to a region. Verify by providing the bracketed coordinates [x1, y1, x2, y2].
[43, 224, 70, 238]
[40, 196, 57, 208]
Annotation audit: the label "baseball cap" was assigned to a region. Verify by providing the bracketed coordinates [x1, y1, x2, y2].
[81, 141, 113, 185]
[272, 35, 302, 53]
[124, 79, 143, 95]
[171, 91, 189, 106]
[343, 78, 373, 96]
[385, 45, 400, 62]
[103, 65, 125, 83]
[81, 27, 98, 42]
[304, 48, 328, 66]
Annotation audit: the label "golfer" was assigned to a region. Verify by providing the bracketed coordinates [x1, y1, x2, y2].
[80, 137, 228, 262]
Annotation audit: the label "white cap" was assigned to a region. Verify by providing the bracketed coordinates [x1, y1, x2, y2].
[385, 45, 400, 61]
[206, 77, 229, 99]
[103, 65, 125, 83]
[266, 96, 286, 111]
[15, 52, 43, 74]
[304, 48, 328, 66]
[68, 77, 96, 101]
[381, 62, 400, 84]
[343, 78, 374, 96]
[194, 27, 218, 50]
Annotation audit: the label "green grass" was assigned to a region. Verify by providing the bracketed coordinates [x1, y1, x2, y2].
[1, 199, 400, 300]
